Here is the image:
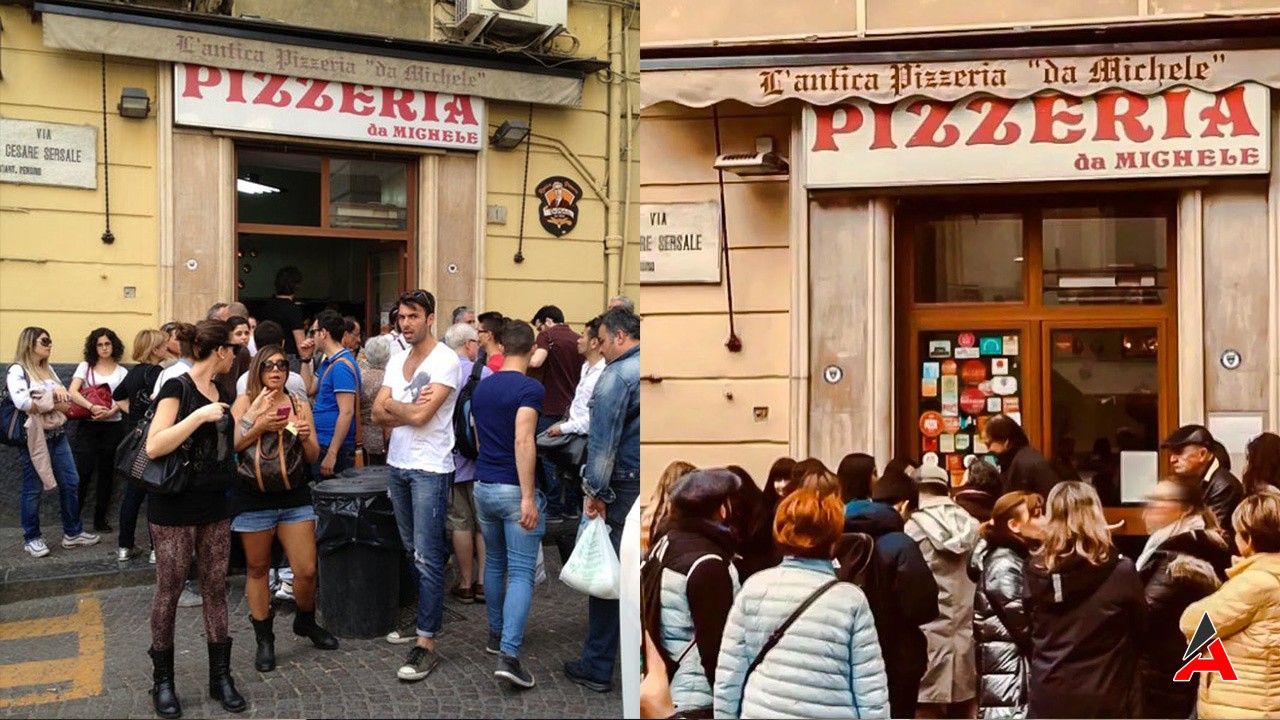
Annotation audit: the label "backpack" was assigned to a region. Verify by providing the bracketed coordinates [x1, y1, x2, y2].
[833, 532, 883, 606]
[452, 350, 488, 460]
[1, 365, 31, 447]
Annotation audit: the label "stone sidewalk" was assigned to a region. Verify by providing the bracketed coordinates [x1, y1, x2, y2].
[0, 552, 621, 719]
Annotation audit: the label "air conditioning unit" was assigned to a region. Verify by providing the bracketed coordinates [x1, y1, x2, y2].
[714, 137, 790, 177]
[456, 0, 567, 37]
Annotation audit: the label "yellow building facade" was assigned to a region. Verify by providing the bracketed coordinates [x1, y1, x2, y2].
[1, 0, 639, 362]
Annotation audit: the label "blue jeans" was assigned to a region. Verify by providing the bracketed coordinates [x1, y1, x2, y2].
[118, 481, 151, 550]
[535, 414, 565, 517]
[311, 444, 355, 482]
[474, 482, 546, 657]
[387, 467, 453, 638]
[19, 434, 84, 543]
[577, 470, 640, 682]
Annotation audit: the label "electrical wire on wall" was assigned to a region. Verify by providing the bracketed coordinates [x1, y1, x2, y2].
[99, 54, 114, 244]
[514, 102, 534, 264]
[712, 105, 743, 352]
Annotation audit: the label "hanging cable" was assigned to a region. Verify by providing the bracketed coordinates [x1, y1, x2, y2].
[514, 102, 534, 264]
[712, 105, 742, 352]
[99, 54, 114, 244]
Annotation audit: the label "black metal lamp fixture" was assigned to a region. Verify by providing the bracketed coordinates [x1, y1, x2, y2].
[490, 119, 530, 149]
[117, 87, 151, 118]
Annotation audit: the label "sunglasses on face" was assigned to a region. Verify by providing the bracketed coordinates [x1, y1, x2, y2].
[38, 338, 52, 347]
[260, 360, 289, 372]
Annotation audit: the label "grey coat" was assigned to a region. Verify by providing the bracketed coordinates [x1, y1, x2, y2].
[905, 495, 980, 704]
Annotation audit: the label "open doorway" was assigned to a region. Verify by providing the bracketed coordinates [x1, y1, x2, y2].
[234, 146, 414, 335]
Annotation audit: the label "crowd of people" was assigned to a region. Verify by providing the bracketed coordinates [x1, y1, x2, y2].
[1, 270, 641, 718]
[640, 420, 1280, 719]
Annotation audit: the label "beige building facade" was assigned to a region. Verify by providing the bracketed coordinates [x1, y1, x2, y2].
[640, 0, 1280, 528]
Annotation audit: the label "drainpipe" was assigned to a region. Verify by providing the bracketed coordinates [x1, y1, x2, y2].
[604, 3, 624, 301]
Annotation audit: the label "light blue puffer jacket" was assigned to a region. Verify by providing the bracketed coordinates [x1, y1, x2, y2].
[714, 557, 890, 719]
[657, 547, 740, 711]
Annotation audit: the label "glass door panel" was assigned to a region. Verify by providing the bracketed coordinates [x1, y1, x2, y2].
[1044, 325, 1162, 507]
[367, 242, 404, 335]
[915, 328, 1027, 487]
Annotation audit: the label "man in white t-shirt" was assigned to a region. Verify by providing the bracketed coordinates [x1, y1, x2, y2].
[371, 289, 460, 683]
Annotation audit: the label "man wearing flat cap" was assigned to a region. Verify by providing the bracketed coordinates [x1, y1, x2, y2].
[1160, 424, 1245, 542]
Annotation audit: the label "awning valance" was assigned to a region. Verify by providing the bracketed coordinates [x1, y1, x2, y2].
[36, 2, 600, 107]
[641, 46, 1280, 110]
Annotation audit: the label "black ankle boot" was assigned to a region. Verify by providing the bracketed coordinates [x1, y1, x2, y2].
[148, 647, 182, 719]
[293, 610, 339, 650]
[250, 613, 276, 672]
[206, 639, 247, 713]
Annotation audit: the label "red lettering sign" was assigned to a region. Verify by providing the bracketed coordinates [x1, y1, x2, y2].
[173, 63, 483, 151]
[805, 84, 1268, 187]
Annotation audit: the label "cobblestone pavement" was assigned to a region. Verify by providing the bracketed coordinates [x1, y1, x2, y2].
[0, 553, 622, 719]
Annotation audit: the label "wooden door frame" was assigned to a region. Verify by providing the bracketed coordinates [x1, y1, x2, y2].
[895, 191, 1180, 508]
[232, 144, 419, 303]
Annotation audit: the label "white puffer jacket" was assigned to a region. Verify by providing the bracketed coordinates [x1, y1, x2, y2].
[714, 557, 890, 719]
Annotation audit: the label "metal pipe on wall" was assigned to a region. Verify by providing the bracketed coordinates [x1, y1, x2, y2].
[604, 3, 625, 302]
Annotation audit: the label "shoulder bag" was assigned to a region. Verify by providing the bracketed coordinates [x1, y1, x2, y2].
[319, 355, 364, 467]
[114, 375, 195, 495]
[68, 366, 113, 420]
[1, 365, 30, 447]
[741, 579, 841, 693]
[236, 393, 307, 493]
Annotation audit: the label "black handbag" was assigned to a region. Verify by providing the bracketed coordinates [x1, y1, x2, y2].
[236, 393, 306, 493]
[114, 375, 195, 495]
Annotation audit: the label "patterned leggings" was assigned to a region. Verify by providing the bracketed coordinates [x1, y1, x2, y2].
[150, 519, 231, 651]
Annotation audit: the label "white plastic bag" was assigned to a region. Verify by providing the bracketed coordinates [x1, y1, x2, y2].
[534, 545, 547, 586]
[559, 515, 620, 599]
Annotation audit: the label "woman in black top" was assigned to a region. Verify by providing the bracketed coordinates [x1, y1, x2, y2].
[112, 328, 171, 562]
[231, 346, 334, 674]
[143, 321, 245, 717]
[68, 327, 130, 532]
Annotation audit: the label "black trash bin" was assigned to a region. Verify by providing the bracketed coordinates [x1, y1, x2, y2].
[314, 470, 402, 639]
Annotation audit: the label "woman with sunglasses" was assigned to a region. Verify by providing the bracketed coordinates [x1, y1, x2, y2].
[143, 320, 244, 717]
[231, 347, 336, 674]
[68, 327, 129, 533]
[7, 328, 101, 558]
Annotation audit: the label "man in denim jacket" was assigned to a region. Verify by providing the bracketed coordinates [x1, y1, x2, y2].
[563, 307, 640, 693]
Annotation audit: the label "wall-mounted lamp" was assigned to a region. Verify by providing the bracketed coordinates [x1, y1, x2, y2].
[489, 119, 530, 149]
[117, 87, 151, 118]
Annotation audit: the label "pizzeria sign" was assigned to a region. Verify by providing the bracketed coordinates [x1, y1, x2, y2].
[803, 83, 1269, 187]
[174, 63, 484, 151]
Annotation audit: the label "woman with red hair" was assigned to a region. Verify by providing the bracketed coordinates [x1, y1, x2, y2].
[714, 486, 888, 719]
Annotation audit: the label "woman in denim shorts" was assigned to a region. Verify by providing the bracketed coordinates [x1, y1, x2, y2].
[230, 347, 337, 673]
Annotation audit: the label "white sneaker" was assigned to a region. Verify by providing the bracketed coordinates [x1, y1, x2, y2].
[24, 538, 50, 558]
[61, 532, 101, 549]
[117, 547, 143, 562]
[275, 581, 295, 602]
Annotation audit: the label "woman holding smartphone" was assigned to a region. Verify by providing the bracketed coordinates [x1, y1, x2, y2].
[231, 346, 336, 675]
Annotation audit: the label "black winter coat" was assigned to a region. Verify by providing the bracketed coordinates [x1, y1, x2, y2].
[999, 445, 1061, 499]
[1201, 461, 1244, 546]
[968, 538, 1032, 719]
[844, 500, 940, 720]
[1024, 552, 1147, 719]
[1137, 530, 1231, 720]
